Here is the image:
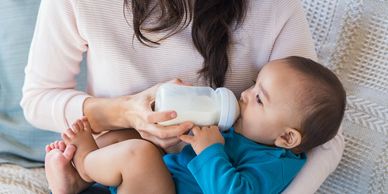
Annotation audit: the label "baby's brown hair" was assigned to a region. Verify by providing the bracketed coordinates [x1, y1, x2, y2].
[283, 56, 346, 153]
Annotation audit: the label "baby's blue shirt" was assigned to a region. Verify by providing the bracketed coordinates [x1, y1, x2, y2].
[163, 128, 306, 194]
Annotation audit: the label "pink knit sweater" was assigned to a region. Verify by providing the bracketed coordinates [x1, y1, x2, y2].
[21, 0, 344, 193]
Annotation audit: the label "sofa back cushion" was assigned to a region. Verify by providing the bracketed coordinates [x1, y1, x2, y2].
[0, 0, 86, 167]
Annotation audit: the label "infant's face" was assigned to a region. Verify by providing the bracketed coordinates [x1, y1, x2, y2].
[234, 60, 304, 145]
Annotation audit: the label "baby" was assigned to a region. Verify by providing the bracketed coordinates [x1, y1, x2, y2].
[47, 56, 346, 194]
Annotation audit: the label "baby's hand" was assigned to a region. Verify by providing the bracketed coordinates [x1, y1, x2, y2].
[179, 126, 225, 155]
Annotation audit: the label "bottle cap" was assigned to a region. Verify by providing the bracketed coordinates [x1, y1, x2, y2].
[216, 88, 240, 131]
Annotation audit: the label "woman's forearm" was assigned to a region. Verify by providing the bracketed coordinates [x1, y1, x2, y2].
[83, 96, 133, 133]
[21, 0, 88, 132]
[283, 129, 345, 193]
[83, 80, 193, 149]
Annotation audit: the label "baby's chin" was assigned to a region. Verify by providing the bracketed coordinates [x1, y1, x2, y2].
[233, 118, 243, 133]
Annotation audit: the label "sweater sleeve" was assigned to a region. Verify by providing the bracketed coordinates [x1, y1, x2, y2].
[283, 127, 345, 194]
[269, 2, 345, 193]
[20, 0, 90, 132]
[187, 144, 282, 194]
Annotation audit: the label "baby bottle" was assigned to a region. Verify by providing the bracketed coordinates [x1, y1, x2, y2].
[154, 83, 240, 131]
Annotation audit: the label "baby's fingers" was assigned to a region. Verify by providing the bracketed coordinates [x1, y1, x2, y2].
[192, 126, 201, 136]
[179, 134, 194, 144]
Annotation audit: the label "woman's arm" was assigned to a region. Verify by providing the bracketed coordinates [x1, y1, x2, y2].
[268, 1, 345, 193]
[21, 0, 89, 132]
[20, 0, 192, 148]
[83, 81, 194, 148]
[283, 128, 345, 194]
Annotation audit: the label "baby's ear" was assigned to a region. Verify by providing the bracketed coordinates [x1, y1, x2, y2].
[274, 128, 302, 149]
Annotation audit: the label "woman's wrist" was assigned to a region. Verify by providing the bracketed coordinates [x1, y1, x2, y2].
[83, 96, 132, 133]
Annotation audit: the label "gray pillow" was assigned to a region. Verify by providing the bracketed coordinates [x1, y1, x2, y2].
[0, 0, 86, 167]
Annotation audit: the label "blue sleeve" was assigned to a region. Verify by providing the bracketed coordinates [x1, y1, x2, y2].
[187, 143, 273, 194]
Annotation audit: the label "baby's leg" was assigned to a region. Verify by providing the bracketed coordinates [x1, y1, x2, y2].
[85, 139, 175, 194]
[63, 119, 175, 194]
[95, 128, 141, 148]
[62, 119, 99, 182]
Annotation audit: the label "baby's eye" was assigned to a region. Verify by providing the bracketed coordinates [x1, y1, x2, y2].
[256, 94, 262, 104]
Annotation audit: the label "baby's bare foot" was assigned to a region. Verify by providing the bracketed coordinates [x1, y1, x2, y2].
[45, 140, 66, 153]
[62, 117, 98, 182]
[45, 141, 90, 194]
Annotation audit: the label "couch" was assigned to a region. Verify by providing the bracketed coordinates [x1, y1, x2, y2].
[1, 0, 387, 193]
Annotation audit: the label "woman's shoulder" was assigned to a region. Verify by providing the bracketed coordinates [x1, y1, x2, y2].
[241, 0, 305, 35]
[242, 0, 307, 37]
[249, 0, 302, 8]
[248, 0, 304, 17]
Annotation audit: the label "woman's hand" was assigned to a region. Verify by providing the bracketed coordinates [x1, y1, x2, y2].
[83, 79, 194, 149]
[180, 126, 225, 155]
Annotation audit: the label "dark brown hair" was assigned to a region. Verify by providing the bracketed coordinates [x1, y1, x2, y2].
[123, 0, 247, 87]
[284, 56, 346, 153]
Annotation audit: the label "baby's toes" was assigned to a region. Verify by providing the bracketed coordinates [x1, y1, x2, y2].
[46, 142, 56, 152]
[50, 142, 55, 150]
[53, 141, 60, 149]
[58, 141, 66, 151]
[61, 133, 71, 144]
[45, 145, 51, 153]
[71, 122, 80, 133]
[66, 127, 76, 138]
[76, 119, 84, 132]
[82, 117, 92, 132]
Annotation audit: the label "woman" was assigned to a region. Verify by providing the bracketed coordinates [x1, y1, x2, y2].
[21, 0, 344, 193]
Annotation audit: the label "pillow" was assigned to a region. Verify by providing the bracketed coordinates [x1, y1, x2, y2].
[0, 0, 86, 167]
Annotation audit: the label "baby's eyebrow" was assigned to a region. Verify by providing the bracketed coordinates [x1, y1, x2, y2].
[259, 83, 270, 102]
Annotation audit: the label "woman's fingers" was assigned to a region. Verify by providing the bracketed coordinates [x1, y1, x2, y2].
[167, 78, 192, 86]
[146, 111, 177, 123]
[139, 131, 181, 148]
[192, 126, 201, 136]
[137, 121, 193, 148]
[144, 79, 188, 105]
[209, 125, 219, 131]
[141, 122, 193, 139]
[124, 80, 196, 148]
[167, 78, 183, 84]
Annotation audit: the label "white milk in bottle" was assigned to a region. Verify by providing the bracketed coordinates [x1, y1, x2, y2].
[155, 83, 240, 130]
